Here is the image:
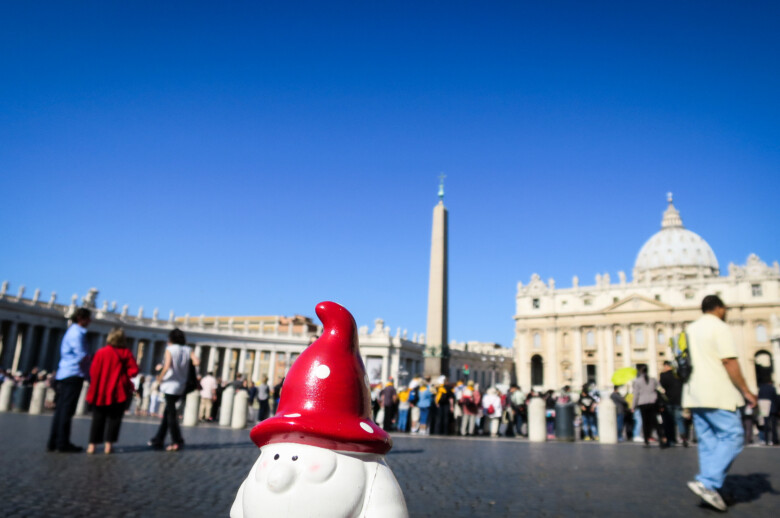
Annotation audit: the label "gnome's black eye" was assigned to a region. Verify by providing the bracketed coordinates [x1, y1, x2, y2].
[292, 456, 298, 461]
[274, 454, 280, 460]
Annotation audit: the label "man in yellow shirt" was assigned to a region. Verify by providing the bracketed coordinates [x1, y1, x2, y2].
[683, 295, 757, 511]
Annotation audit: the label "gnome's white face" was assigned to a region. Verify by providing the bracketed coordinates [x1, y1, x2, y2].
[231, 442, 408, 518]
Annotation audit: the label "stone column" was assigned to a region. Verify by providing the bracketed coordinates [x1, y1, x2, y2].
[515, 329, 528, 390]
[75, 382, 89, 416]
[11, 324, 31, 373]
[381, 354, 389, 383]
[231, 390, 248, 429]
[221, 348, 233, 380]
[252, 351, 263, 382]
[237, 348, 247, 375]
[219, 385, 235, 427]
[596, 326, 608, 389]
[1, 322, 18, 369]
[390, 346, 401, 382]
[0, 378, 14, 411]
[183, 390, 200, 427]
[528, 397, 546, 442]
[29, 381, 47, 415]
[207, 346, 217, 373]
[597, 395, 617, 444]
[267, 351, 277, 384]
[605, 325, 615, 388]
[646, 325, 658, 377]
[546, 328, 558, 389]
[37, 327, 52, 371]
[18, 324, 38, 373]
[621, 325, 631, 368]
[573, 328, 583, 389]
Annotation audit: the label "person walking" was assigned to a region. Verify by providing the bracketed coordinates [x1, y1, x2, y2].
[660, 360, 686, 446]
[198, 371, 218, 422]
[47, 307, 91, 453]
[757, 380, 777, 445]
[632, 365, 668, 448]
[85, 328, 139, 454]
[684, 295, 758, 511]
[417, 383, 433, 435]
[379, 381, 398, 431]
[611, 386, 629, 441]
[482, 387, 503, 437]
[148, 328, 199, 451]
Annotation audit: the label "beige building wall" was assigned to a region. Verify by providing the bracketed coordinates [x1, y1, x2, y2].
[513, 198, 780, 393]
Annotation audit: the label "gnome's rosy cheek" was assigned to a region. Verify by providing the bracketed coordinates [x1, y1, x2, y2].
[302, 450, 337, 483]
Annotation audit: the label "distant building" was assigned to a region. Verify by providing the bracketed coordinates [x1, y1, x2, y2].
[513, 195, 780, 391]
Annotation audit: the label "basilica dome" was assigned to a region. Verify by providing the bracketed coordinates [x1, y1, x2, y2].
[633, 195, 719, 282]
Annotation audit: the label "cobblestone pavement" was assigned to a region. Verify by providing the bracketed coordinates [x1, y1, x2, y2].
[1, 412, 778, 517]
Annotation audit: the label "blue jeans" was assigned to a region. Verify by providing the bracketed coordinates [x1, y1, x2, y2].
[582, 414, 597, 438]
[617, 413, 625, 441]
[397, 408, 409, 432]
[633, 408, 643, 439]
[692, 409, 743, 491]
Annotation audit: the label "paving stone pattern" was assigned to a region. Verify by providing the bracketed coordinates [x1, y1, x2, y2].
[0, 412, 778, 517]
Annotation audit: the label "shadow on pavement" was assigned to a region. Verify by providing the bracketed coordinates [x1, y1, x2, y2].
[722, 473, 778, 507]
[387, 448, 424, 455]
[112, 441, 256, 454]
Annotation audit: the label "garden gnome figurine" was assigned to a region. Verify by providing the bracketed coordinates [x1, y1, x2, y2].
[231, 301, 408, 518]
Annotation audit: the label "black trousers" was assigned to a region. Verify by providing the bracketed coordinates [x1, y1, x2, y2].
[48, 376, 84, 450]
[638, 404, 665, 444]
[152, 394, 183, 445]
[89, 403, 125, 443]
[258, 399, 270, 421]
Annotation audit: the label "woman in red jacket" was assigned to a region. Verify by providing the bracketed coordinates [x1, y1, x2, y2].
[86, 327, 139, 454]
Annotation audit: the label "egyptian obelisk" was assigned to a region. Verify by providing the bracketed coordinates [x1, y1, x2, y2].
[424, 175, 449, 377]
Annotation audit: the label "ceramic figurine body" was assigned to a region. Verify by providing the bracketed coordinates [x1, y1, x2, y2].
[231, 442, 406, 517]
[231, 301, 408, 518]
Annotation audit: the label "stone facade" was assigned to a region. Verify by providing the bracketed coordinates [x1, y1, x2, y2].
[513, 196, 780, 392]
[0, 285, 428, 387]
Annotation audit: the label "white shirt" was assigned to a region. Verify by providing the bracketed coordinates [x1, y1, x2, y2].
[160, 344, 192, 396]
[682, 314, 743, 411]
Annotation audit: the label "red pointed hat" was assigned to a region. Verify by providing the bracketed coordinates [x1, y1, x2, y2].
[249, 301, 392, 454]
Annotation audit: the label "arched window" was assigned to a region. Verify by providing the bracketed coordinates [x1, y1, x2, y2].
[615, 331, 622, 346]
[756, 324, 768, 343]
[533, 332, 541, 349]
[586, 330, 595, 347]
[657, 329, 665, 345]
[634, 328, 644, 345]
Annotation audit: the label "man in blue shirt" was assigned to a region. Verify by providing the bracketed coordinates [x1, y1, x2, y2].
[47, 307, 91, 453]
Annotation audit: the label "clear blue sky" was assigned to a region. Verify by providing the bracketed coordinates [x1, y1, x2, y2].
[1, 2, 778, 348]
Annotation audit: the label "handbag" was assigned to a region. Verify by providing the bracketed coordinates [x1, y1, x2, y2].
[184, 360, 199, 394]
[486, 404, 495, 415]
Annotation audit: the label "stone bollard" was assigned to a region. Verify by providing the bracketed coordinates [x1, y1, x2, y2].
[598, 395, 618, 444]
[29, 382, 46, 415]
[0, 379, 14, 412]
[219, 385, 235, 427]
[75, 382, 90, 416]
[231, 390, 248, 429]
[528, 397, 547, 442]
[182, 390, 200, 427]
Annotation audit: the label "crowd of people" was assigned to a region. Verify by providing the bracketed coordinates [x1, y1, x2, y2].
[360, 367, 779, 448]
[2, 298, 777, 461]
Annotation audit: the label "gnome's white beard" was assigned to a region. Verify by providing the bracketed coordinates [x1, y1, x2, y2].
[231, 442, 408, 518]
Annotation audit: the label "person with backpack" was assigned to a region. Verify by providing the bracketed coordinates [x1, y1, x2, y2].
[148, 328, 199, 452]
